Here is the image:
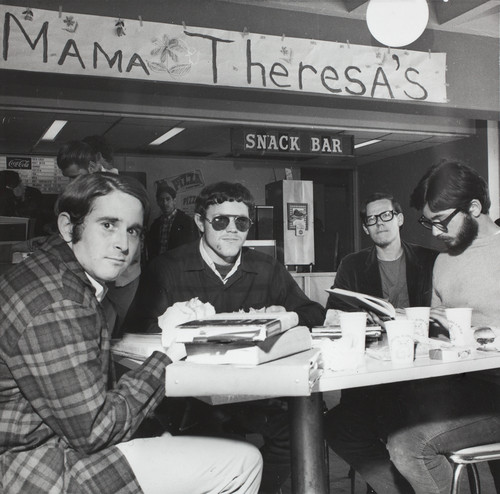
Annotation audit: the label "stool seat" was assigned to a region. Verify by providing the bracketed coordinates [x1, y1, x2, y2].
[448, 442, 500, 494]
[449, 443, 500, 463]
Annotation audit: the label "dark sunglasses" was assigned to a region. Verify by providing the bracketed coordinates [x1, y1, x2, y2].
[205, 215, 253, 232]
[418, 208, 461, 233]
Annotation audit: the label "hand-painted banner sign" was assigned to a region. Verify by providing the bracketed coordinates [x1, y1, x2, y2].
[0, 6, 447, 103]
[231, 129, 354, 157]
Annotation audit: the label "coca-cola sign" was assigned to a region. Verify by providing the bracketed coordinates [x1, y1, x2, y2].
[6, 157, 32, 170]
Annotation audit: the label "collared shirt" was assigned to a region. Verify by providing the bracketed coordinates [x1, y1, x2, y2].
[199, 238, 241, 283]
[0, 235, 168, 493]
[86, 272, 107, 302]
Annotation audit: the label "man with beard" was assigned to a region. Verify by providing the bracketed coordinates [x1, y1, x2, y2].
[384, 160, 500, 494]
[324, 192, 437, 494]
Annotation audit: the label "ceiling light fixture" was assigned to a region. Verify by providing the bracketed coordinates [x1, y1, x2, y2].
[149, 127, 185, 146]
[366, 0, 429, 47]
[40, 120, 68, 141]
[354, 139, 382, 149]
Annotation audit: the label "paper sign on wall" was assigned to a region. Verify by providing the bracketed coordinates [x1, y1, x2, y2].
[0, 6, 447, 103]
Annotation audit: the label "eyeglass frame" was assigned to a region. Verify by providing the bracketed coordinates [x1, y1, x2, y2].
[363, 209, 399, 227]
[204, 214, 253, 232]
[418, 208, 462, 233]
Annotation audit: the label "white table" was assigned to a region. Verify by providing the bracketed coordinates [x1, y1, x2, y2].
[293, 349, 500, 494]
[117, 347, 500, 494]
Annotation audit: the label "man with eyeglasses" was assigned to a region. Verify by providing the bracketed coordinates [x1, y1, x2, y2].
[324, 192, 437, 494]
[129, 181, 325, 494]
[384, 160, 500, 494]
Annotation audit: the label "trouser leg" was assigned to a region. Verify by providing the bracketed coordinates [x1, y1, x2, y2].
[324, 402, 413, 494]
[388, 376, 500, 494]
[118, 432, 263, 494]
[228, 400, 291, 494]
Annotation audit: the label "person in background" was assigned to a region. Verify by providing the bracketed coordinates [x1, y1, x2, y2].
[129, 181, 325, 494]
[383, 160, 500, 494]
[0, 170, 46, 235]
[56, 139, 99, 180]
[83, 134, 119, 174]
[0, 172, 262, 494]
[146, 182, 199, 260]
[324, 192, 437, 494]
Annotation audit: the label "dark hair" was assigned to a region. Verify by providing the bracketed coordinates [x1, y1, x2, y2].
[410, 160, 490, 214]
[156, 182, 176, 200]
[195, 181, 255, 219]
[360, 192, 402, 221]
[57, 140, 97, 172]
[0, 170, 21, 188]
[56, 173, 150, 242]
[82, 135, 114, 164]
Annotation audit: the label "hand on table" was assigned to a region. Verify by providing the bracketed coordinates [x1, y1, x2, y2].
[430, 306, 449, 330]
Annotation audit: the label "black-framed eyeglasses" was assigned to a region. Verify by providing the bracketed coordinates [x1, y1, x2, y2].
[205, 215, 253, 232]
[364, 210, 398, 227]
[418, 208, 461, 233]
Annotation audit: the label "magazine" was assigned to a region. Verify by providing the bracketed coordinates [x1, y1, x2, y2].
[325, 288, 396, 319]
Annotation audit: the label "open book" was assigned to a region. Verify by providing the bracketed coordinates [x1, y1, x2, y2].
[175, 311, 299, 343]
[185, 326, 312, 365]
[326, 288, 396, 319]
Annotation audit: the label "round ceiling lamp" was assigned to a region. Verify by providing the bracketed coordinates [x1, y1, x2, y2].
[366, 0, 429, 48]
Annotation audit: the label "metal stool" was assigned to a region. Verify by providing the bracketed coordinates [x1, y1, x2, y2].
[448, 443, 500, 494]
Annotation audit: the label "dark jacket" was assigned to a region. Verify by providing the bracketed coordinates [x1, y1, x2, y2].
[147, 209, 199, 260]
[326, 241, 438, 311]
[129, 240, 326, 333]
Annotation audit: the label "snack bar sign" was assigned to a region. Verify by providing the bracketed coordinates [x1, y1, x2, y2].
[0, 6, 448, 103]
[232, 129, 354, 157]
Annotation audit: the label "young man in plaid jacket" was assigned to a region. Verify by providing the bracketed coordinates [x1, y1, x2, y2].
[0, 173, 262, 494]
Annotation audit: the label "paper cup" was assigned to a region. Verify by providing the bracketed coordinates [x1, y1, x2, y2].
[340, 312, 367, 367]
[385, 319, 415, 367]
[404, 307, 430, 339]
[445, 308, 473, 346]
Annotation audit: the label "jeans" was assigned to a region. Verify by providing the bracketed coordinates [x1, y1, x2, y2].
[387, 374, 500, 494]
[324, 384, 414, 494]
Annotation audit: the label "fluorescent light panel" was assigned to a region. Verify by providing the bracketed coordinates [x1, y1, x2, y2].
[149, 127, 185, 146]
[40, 120, 68, 141]
[354, 139, 382, 149]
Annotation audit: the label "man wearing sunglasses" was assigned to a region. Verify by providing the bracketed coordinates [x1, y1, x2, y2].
[384, 160, 500, 494]
[324, 192, 437, 494]
[129, 181, 325, 494]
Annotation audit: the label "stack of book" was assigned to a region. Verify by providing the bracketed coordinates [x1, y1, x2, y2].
[177, 312, 312, 365]
[111, 311, 313, 366]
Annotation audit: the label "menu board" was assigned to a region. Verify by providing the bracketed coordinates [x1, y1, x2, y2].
[1, 156, 68, 194]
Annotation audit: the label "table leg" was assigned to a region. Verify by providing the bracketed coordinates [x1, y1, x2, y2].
[289, 393, 329, 494]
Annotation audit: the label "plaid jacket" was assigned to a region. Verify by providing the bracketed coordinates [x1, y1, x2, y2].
[0, 235, 169, 494]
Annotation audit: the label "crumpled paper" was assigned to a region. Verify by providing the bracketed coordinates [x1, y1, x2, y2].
[158, 297, 215, 361]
